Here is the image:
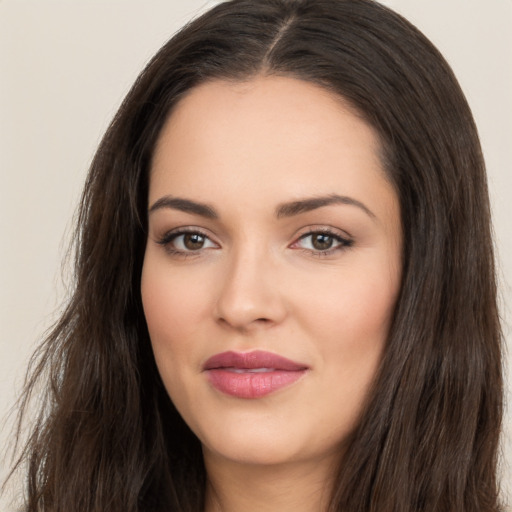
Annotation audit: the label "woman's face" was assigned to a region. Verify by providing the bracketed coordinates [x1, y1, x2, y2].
[141, 76, 402, 470]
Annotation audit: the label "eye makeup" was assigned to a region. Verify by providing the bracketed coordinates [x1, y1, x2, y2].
[155, 224, 354, 259]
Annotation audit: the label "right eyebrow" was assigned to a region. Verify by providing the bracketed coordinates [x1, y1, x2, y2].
[148, 196, 218, 219]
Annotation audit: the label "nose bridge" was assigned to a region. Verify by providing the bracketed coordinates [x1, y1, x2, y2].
[214, 238, 285, 329]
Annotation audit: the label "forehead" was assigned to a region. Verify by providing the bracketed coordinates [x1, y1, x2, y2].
[149, 76, 392, 214]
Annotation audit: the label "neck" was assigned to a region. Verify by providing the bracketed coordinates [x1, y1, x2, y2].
[203, 451, 337, 512]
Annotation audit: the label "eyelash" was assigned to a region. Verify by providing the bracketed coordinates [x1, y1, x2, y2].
[156, 227, 353, 258]
[293, 228, 353, 257]
[156, 228, 215, 257]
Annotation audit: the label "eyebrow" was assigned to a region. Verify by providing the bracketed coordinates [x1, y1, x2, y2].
[148, 193, 375, 220]
[148, 196, 218, 219]
[275, 194, 376, 219]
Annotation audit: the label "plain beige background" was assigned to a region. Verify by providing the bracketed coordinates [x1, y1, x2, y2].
[1, 1, 511, 509]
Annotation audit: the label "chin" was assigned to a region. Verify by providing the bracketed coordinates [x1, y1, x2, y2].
[195, 411, 346, 470]
[203, 434, 305, 467]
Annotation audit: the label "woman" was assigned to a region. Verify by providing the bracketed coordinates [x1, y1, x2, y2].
[9, 0, 503, 510]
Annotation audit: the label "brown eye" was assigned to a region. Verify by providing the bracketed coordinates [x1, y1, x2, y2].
[158, 230, 217, 254]
[293, 230, 352, 255]
[311, 233, 334, 251]
[183, 233, 206, 250]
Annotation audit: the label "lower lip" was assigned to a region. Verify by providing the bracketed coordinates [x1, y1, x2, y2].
[206, 369, 306, 398]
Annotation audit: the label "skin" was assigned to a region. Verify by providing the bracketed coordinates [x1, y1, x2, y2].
[141, 76, 402, 511]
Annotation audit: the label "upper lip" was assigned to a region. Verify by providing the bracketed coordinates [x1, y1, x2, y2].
[203, 350, 309, 371]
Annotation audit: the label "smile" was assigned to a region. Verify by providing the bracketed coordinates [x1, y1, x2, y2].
[203, 350, 309, 399]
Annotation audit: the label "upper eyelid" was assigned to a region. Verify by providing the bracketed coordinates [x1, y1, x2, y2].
[157, 226, 216, 241]
[293, 225, 353, 241]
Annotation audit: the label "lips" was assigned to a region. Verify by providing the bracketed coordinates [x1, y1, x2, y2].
[203, 350, 309, 399]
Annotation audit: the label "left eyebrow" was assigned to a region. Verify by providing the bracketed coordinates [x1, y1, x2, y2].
[275, 194, 376, 220]
[148, 196, 218, 219]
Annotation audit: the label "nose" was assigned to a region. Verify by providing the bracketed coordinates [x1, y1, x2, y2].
[214, 247, 287, 332]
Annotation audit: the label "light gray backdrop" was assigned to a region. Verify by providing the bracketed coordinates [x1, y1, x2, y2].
[1, 1, 511, 509]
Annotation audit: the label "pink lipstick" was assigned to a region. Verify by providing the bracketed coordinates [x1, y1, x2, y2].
[203, 350, 308, 399]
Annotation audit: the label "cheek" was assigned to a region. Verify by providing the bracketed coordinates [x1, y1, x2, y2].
[141, 257, 210, 368]
[140, 259, 213, 422]
[300, 261, 398, 344]
[296, 255, 400, 392]
[317, 272, 398, 427]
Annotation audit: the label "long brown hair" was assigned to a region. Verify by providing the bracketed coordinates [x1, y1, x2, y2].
[8, 0, 503, 510]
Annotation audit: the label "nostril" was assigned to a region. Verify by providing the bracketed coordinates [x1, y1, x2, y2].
[216, 315, 274, 332]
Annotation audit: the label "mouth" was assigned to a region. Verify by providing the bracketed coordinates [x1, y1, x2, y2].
[203, 350, 309, 399]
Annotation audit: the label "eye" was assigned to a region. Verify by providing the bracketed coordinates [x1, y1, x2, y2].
[157, 229, 218, 255]
[292, 230, 352, 255]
